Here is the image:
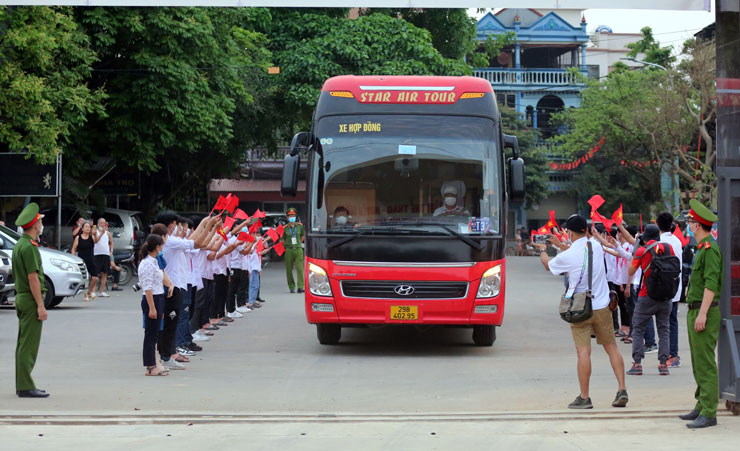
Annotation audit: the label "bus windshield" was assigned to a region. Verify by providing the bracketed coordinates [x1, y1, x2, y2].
[310, 115, 500, 236]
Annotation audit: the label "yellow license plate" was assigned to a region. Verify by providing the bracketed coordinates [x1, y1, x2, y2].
[390, 305, 418, 321]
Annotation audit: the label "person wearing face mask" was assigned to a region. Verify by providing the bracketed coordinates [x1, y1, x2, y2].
[331, 206, 359, 229]
[433, 182, 470, 217]
[282, 208, 305, 293]
[12, 202, 50, 397]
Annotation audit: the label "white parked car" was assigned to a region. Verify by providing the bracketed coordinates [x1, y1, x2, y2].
[0, 225, 86, 308]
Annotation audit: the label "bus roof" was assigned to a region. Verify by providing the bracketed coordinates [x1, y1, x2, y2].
[322, 75, 494, 93]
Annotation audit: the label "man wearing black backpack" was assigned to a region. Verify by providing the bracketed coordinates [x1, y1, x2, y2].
[626, 224, 681, 376]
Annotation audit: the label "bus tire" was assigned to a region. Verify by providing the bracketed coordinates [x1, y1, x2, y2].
[472, 325, 496, 346]
[317, 324, 341, 345]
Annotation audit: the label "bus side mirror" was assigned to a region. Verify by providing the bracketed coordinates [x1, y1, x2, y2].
[290, 132, 310, 156]
[508, 157, 525, 203]
[281, 153, 300, 197]
[503, 134, 519, 159]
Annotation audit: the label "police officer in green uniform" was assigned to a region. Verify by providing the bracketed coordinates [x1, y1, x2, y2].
[282, 208, 305, 293]
[13, 202, 50, 398]
[679, 198, 722, 428]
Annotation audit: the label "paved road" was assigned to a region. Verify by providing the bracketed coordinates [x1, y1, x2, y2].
[1, 256, 737, 447]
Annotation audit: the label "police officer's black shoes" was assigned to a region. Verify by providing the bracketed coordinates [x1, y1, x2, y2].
[686, 415, 717, 428]
[678, 409, 700, 420]
[290, 289, 295, 293]
[17, 389, 49, 398]
[297, 288, 305, 293]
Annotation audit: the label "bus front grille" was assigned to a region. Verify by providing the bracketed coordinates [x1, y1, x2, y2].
[340, 281, 468, 299]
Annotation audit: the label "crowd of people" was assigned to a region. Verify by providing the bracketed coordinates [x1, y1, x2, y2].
[534, 198, 723, 428]
[137, 212, 274, 375]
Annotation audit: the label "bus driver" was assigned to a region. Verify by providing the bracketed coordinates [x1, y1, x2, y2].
[433, 182, 470, 217]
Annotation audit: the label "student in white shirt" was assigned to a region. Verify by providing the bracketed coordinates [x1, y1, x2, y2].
[534, 214, 628, 410]
[137, 234, 167, 376]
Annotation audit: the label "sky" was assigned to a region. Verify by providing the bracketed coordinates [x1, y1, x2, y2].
[471, 3, 716, 54]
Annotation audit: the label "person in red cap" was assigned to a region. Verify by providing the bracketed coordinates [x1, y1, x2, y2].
[12, 202, 50, 398]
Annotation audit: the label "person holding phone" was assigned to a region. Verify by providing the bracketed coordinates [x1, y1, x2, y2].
[93, 218, 113, 298]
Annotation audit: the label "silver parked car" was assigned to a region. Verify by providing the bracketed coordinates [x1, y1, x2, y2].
[0, 225, 86, 308]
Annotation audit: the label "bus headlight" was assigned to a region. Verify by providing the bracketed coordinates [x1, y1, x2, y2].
[308, 263, 333, 297]
[476, 264, 502, 298]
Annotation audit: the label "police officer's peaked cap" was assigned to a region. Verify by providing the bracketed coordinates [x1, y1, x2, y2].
[16, 202, 44, 230]
[688, 198, 717, 226]
[286, 208, 297, 215]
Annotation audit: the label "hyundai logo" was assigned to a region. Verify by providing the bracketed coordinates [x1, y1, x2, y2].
[394, 285, 415, 296]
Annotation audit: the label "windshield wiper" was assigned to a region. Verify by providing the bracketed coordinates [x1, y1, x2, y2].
[327, 229, 373, 249]
[389, 222, 484, 251]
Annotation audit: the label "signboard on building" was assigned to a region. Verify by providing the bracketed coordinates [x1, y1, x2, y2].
[0, 153, 60, 197]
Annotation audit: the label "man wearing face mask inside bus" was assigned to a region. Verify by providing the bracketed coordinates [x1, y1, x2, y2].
[433, 182, 470, 217]
[331, 206, 360, 229]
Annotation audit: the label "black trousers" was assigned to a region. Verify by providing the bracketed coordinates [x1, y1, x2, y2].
[191, 278, 213, 332]
[609, 282, 630, 329]
[210, 274, 228, 319]
[142, 294, 164, 367]
[158, 287, 182, 359]
[237, 269, 249, 307]
[226, 269, 242, 313]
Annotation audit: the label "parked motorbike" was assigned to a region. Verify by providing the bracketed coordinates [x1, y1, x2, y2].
[113, 250, 137, 286]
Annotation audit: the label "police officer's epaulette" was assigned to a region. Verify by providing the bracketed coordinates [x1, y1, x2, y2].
[697, 241, 713, 250]
[30, 240, 39, 247]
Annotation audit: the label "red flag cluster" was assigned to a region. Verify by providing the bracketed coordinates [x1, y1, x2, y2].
[588, 195, 624, 231]
[549, 137, 605, 171]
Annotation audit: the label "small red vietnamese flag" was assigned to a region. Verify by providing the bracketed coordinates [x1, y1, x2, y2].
[587, 195, 605, 212]
[266, 227, 279, 242]
[253, 209, 267, 219]
[546, 210, 558, 229]
[237, 232, 256, 243]
[225, 195, 239, 214]
[248, 222, 260, 234]
[673, 226, 689, 247]
[273, 242, 285, 257]
[592, 211, 604, 224]
[276, 224, 285, 237]
[233, 208, 249, 220]
[612, 204, 624, 227]
[210, 195, 228, 215]
[601, 216, 615, 230]
[256, 239, 265, 254]
[217, 228, 228, 241]
[537, 225, 550, 235]
[222, 216, 235, 232]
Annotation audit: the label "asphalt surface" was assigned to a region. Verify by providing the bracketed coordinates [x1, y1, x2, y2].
[1, 256, 737, 448]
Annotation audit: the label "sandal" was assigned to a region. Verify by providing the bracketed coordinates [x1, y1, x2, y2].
[623, 337, 633, 344]
[204, 325, 219, 330]
[146, 366, 169, 376]
[615, 331, 627, 338]
[83, 293, 89, 302]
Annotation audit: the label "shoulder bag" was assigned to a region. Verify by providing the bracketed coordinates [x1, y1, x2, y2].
[559, 241, 594, 323]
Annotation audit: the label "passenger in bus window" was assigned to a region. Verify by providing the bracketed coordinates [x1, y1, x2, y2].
[331, 206, 360, 229]
[433, 182, 470, 217]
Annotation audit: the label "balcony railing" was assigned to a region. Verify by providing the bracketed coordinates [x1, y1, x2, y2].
[473, 68, 586, 87]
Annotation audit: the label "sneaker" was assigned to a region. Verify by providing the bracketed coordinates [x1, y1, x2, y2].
[568, 396, 593, 409]
[627, 362, 643, 376]
[645, 344, 658, 353]
[667, 356, 681, 368]
[658, 363, 670, 376]
[227, 311, 243, 319]
[187, 342, 203, 352]
[162, 359, 186, 370]
[611, 390, 629, 407]
[98, 292, 110, 298]
[235, 306, 250, 313]
[176, 346, 196, 356]
[192, 331, 210, 342]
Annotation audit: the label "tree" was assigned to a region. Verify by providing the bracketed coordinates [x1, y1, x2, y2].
[626, 26, 676, 69]
[0, 6, 105, 163]
[499, 106, 549, 207]
[548, 38, 717, 211]
[262, 11, 472, 134]
[74, 7, 272, 174]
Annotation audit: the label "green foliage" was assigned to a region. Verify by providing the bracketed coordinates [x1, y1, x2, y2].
[499, 106, 548, 207]
[74, 7, 272, 173]
[627, 26, 676, 69]
[262, 11, 471, 131]
[0, 6, 105, 163]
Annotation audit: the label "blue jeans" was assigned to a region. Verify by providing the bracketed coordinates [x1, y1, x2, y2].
[248, 270, 260, 304]
[669, 301, 679, 357]
[176, 285, 193, 347]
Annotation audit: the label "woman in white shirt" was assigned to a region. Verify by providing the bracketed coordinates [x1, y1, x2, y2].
[138, 234, 167, 376]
